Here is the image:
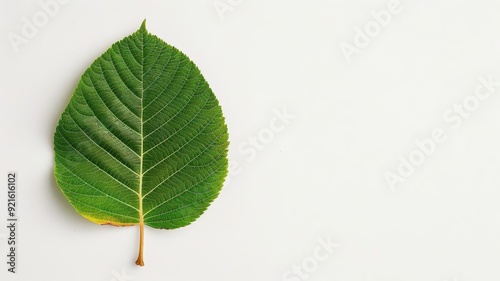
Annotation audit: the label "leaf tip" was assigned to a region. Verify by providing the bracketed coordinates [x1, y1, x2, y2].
[140, 19, 147, 32]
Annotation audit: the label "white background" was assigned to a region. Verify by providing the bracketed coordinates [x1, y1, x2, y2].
[2, 0, 500, 280]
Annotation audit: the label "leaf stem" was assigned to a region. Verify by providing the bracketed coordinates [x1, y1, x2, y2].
[135, 221, 145, 266]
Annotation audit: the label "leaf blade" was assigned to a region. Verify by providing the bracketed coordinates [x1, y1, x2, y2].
[54, 21, 229, 263]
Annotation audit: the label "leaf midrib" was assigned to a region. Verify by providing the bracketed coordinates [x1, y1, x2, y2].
[138, 27, 145, 225]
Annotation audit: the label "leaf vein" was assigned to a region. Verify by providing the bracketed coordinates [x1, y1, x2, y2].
[58, 131, 139, 196]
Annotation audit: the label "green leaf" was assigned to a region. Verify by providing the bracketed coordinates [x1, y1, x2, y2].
[53, 20, 229, 266]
